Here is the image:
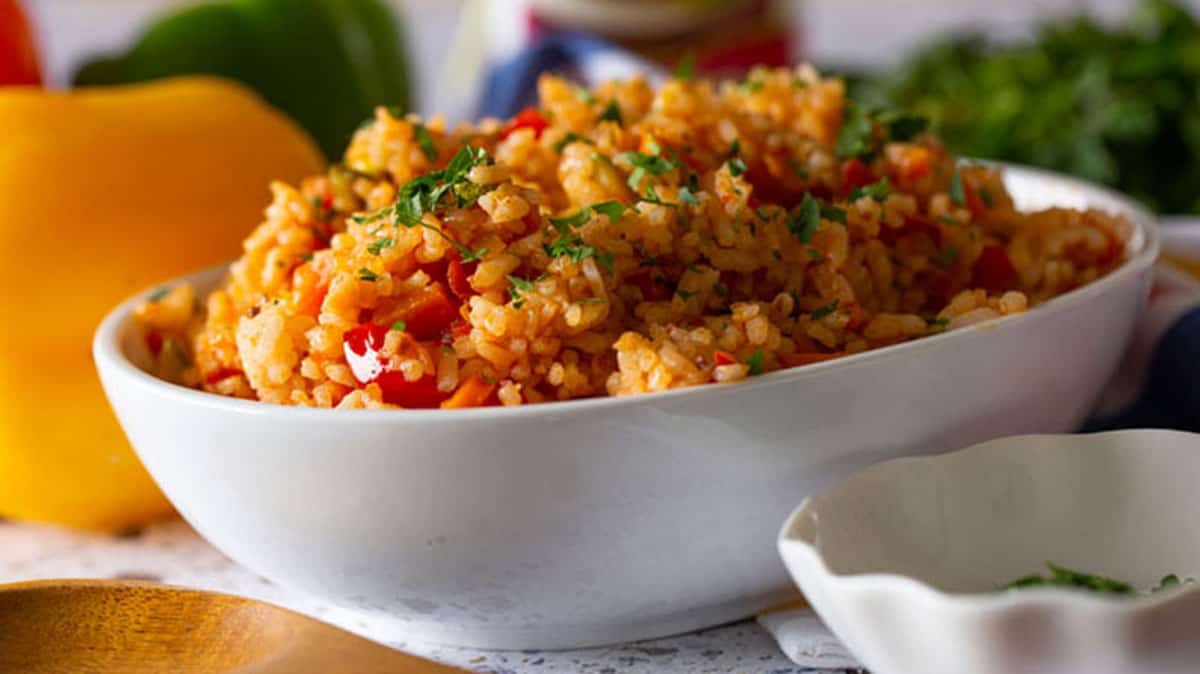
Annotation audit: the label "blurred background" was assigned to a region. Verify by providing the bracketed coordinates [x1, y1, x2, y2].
[4, 0, 1200, 532]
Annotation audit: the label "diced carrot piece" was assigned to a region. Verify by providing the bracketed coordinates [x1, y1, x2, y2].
[293, 261, 330, 316]
[397, 282, 459, 341]
[440, 375, 498, 409]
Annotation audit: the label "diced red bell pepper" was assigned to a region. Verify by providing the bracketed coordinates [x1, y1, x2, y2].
[343, 322, 450, 408]
[839, 158, 875, 199]
[447, 258, 477, 300]
[0, 0, 41, 86]
[204, 367, 243, 385]
[962, 180, 987, 219]
[714, 350, 736, 366]
[397, 282, 459, 341]
[500, 107, 550, 140]
[972, 244, 1018, 293]
[145, 331, 164, 357]
[374, 371, 447, 408]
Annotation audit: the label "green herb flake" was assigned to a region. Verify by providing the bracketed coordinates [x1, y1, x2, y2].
[553, 132, 594, 153]
[161, 337, 191, 367]
[927, 317, 950, 327]
[675, 50, 697, 80]
[848, 177, 891, 202]
[788, 193, 822, 243]
[729, 138, 742, 157]
[746, 349, 765, 375]
[1003, 563, 1134, 595]
[807, 248, 824, 262]
[676, 288, 695, 301]
[413, 123, 438, 161]
[391, 320, 407, 332]
[727, 157, 748, 177]
[950, 170, 966, 207]
[821, 206, 847, 223]
[599, 100, 622, 125]
[367, 237, 394, 255]
[932, 247, 960, 268]
[938, 215, 964, 226]
[713, 282, 728, 297]
[592, 201, 627, 223]
[625, 151, 678, 176]
[878, 111, 930, 142]
[811, 299, 840, 320]
[574, 298, 608, 306]
[679, 186, 701, 206]
[300, 252, 314, 263]
[148, 286, 171, 302]
[575, 88, 596, 104]
[357, 268, 380, 282]
[835, 102, 875, 158]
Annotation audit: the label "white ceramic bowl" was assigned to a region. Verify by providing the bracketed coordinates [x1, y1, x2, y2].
[94, 166, 1157, 649]
[778, 430, 1200, 674]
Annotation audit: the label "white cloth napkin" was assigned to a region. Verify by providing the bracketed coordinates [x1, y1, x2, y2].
[757, 606, 861, 670]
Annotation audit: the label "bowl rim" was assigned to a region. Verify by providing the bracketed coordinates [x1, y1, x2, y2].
[93, 164, 1161, 422]
[777, 429, 1200, 615]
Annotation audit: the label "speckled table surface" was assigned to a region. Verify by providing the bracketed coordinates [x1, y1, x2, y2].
[0, 519, 845, 674]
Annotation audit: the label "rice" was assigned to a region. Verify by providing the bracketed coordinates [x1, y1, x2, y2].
[135, 65, 1131, 409]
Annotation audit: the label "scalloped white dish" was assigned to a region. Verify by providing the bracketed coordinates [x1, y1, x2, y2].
[95, 166, 1157, 649]
[779, 430, 1200, 674]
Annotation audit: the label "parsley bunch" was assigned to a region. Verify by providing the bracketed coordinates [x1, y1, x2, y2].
[847, 0, 1200, 213]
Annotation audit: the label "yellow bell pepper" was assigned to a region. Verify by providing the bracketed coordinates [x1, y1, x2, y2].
[0, 76, 324, 531]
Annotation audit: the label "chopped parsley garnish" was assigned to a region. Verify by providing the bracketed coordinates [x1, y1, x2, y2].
[807, 248, 824, 262]
[575, 87, 596, 104]
[713, 282, 728, 297]
[391, 320, 407, 332]
[357, 268, 380, 282]
[821, 205, 847, 223]
[978, 186, 995, 207]
[811, 299, 840, 320]
[161, 337, 190, 367]
[927, 317, 950, 327]
[676, 288, 694, 300]
[679, 185, 701, 206]
[367, 237, 394, 255]
[848, 177, 890, 202]
[625, 151, 678, 176]
[1003, 563, 1133, 595]
[507, 274, 537, 308]
[727, 157, 748, 177]
[932, 247, 960, 268]
[739, 76, 765, 94]
[729, 138, 742, 157]
[938, 215, 963, 226]
[788, 193, 822, 243]
[553, 132, 595, 153]
[353, 144, 493, 263]
[836, 102, 875, 158]
[638, 183, 676, 207]
[548, 201, 626, 228]
[755, 206, 774, 221]
[950, 170, 966, 207]
[148, 286, 171, 302]
[675, 50, 697, 80]
[877, 111, 930, 142]
[599, 100, 622, 125]
[746, 349, 765, 375]
[300, 252, 314, 263]
[413, 123, 438, 161]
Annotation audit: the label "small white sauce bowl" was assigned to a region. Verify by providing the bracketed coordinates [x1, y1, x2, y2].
[95, 166, 1156, 649]
[779, 430, 1200, 674]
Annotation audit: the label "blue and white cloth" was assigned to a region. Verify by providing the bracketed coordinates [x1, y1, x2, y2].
[481, 34, 1200, 670]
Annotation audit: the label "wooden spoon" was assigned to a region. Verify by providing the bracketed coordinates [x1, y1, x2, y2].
[0, 579, 469, 674]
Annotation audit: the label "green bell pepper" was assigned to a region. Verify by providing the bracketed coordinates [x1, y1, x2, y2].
[74, 0, 411, 160]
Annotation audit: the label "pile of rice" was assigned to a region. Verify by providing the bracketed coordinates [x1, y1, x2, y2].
[136, 66, 1131, 410]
